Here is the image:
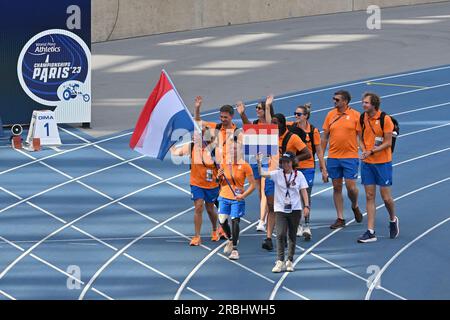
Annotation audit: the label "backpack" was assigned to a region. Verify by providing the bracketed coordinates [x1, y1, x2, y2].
[287, 124, 316, 157]
[360, 112, 399, 152]
[280, 131, 307, 157]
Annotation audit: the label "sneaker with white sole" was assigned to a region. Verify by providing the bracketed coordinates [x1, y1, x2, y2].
[256, 220, 266, 232]
[296, 224, 304, 237]
[229, 249, 239, 260]
[303, 225, 312, 241]
[224, 240, 234, 255]
[389, 216, 400, 239]
[285, 260, 294, 272]
[357, 230, 377, 243]
[272, 260, 285, 273]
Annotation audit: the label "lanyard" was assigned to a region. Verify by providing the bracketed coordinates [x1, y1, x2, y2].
[329, 107, 351, 129]
[283, 170, 297, 197]
[227, 164, 237, 186]
[365, 114, 378, 136]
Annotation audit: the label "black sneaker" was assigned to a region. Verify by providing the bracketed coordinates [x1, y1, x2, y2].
[262, 238, 273, 251]
[389, 216, 400, 239]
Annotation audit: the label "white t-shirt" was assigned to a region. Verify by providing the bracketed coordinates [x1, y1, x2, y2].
[268, 169, 309, 213]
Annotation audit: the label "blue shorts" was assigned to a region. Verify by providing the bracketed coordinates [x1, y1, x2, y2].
[300, 168, 315, 187]
[217, 196, 246, 219]
[361, 162, 393, 186]
[190, 185, 219, 203]
[250, 163, 261, 180]
[327, 158, 359, 180]
[264, 178, 275, 197]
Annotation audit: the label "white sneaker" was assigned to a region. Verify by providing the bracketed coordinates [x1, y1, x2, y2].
[229, 249, 239, 260]
[285, 260, 294, 272]
[303, 225, 312, 241]
[272, 260, 285, 273]
[224, 240, 234, 255]
[256, 220, 266, 232]
[297, 224, 304, 237]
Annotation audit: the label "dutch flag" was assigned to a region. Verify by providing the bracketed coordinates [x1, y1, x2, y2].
[243, 124, 279, 163]
[130, 70, 197, 160]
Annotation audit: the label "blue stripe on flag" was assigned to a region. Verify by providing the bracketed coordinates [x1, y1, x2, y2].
[157, 109, 194, 160]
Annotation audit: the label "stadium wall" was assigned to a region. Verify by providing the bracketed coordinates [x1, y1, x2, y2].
[92, 0, 448, 42]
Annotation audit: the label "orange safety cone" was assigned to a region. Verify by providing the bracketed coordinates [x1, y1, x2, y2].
[32, 138, 41, 151]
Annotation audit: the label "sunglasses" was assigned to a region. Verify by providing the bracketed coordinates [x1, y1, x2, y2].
[294, 112, 306, 116]
[333, 98, 341, 102]
[256, 106, 264, 110]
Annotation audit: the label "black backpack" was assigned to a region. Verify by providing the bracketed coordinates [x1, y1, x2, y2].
[287, 124, 316, 157]
[360, 112, 399, 152]
[280, 131, 308, 157]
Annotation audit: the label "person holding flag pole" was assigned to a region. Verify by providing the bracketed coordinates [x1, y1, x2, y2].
[130, 70, 225, 246]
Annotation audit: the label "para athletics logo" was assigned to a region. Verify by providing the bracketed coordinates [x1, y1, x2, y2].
[17, 29, 91, 107]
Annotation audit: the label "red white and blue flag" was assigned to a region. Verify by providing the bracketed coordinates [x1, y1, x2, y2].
[243, 124, 279, 161]
[130, 70, 196, 160]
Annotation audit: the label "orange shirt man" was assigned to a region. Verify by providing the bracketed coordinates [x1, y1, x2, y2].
[321, 90, 363, 229]
[357, 92, 399, 244]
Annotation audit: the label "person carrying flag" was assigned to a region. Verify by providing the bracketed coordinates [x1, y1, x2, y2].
[170, 125, 221, 246]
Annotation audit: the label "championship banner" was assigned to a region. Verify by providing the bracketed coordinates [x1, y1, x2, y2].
[0, 0, 91, 126]
[243, 124, 279, 163]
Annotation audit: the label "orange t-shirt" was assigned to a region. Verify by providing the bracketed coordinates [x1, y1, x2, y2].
[322, 107, 361, 158]
[203, 121, 238, 165]
[287, 122, 321, 169]
[268, 130, 307, 171]
[361, 110, 394, 164]
[180, 142, 219, 189]
[219, 162, 253, 200]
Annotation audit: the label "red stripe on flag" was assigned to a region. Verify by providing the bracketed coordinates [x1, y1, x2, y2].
[130, 71, 174, 149]
[243, 124, 278, 135]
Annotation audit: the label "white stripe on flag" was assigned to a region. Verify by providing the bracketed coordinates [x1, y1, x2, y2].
[244, 134, 278, 146]
[134, 90, 184, 157]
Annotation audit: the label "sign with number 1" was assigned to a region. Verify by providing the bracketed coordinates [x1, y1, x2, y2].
[26, 110, 62, 146]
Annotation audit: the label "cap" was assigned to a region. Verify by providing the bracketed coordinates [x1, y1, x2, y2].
[280, 151, 295, 162]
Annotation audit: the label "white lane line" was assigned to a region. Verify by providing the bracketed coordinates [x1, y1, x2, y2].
[284, 83, 450, 120]
[0, 290, 16, 300]
[269, 176, 450, 300]
[0, 185, 207, 300]
[365, 216, 450, 300]
[0, 171, 191, 279]
[3, 65, 450, 175]
[298, 246, 407, 300]
[0, 154, 148, 213]
[187, 287, 212, 300]
[124, 253, 180, 285]
[0, 132, 133, 176]
[2, 152, 211, 299]
[91, 287, 114, 300]
[200, 65, 450, 116]
[398, 122, 450, 138]
[0, 234, 92, 288]
[60, 126, 193, 196]
[391, 101, 450, 116]
[281, 286, 309, 300]
[78, 206, 195, 299]
[173, 145, 450, 300]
